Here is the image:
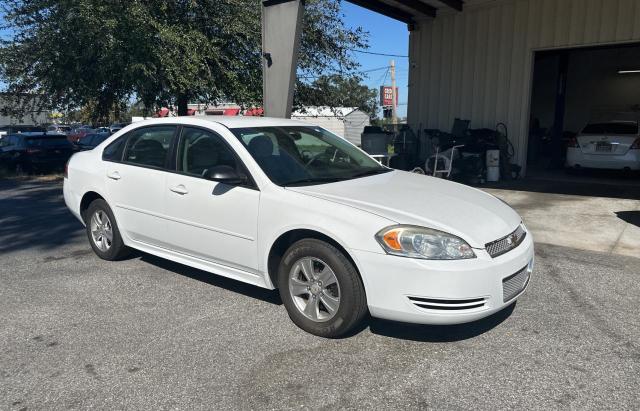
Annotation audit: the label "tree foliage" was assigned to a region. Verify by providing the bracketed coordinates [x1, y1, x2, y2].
[0, 0, 368, 122]
[296, 74, 378, 116]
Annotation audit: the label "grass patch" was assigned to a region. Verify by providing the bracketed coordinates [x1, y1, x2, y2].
[0, 165, 63, 182]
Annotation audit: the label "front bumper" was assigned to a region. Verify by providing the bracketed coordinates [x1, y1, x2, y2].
[352, 233, 534, 325]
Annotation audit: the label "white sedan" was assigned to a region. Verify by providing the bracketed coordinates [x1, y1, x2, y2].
[64, 116, 534, 337]
[566, 121, 640, 170]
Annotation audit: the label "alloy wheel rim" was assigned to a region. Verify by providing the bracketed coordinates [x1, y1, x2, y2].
[90, 210, 113, 252]
[288, 257, 340, 322]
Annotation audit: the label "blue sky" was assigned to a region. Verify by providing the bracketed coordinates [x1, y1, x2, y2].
[342, 2, 410, 117]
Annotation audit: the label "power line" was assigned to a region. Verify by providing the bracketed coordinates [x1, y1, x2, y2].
[297, 65, 390, 80]
[349, 49, 409, 58]
[380, 68, 390, 87]
[360, 66, 391, 73]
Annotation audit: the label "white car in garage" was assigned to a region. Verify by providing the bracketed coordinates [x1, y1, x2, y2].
[566, 120, 640, 170]
[64, 116, 534, 337]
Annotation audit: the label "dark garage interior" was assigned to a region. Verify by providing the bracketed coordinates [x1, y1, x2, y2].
[527, 43, 640, 184]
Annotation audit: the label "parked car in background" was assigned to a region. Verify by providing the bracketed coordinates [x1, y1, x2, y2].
[0, 133, 74, 173]
[0, 125, 46, 136]
[566, 120, 640, 171]
[47, 124, 73, 135]
[109, 123, 129, 133]
[67, 126, 95, 143]
[73, 132, 111, 151]
[64, 117, 534, 337]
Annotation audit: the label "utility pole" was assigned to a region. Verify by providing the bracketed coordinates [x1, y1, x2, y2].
[390, 59, 398, 131]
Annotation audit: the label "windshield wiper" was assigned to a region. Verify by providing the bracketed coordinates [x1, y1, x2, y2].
[283, 169, 391, 186]
[282, 177, 347, 187]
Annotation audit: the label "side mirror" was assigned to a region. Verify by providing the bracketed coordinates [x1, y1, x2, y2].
[204, 165, 248, 185]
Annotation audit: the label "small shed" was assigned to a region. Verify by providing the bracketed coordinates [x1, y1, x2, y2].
[291, 106, 370, 146]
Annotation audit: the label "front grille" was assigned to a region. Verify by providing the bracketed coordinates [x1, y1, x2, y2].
[408, 296, 487, 311]
[502, 266, 530, 302]
[486, 225, 526, 258]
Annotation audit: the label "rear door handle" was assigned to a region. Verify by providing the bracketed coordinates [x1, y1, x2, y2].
[107, 171, 121, 180]
[170, 185, 188, 195]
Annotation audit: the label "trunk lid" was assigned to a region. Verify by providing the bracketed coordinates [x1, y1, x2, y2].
[577, 121, 639, 156]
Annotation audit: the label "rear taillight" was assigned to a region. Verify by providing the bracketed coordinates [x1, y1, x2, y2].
[567, 136, 580, 148]
[631, 138, 640, 149]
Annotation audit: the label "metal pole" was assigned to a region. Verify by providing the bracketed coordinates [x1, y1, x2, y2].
[390, 59, 398, 131]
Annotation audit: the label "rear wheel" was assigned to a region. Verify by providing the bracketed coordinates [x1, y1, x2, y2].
[85, 199, 130, 260]
[278, 239, 368, 338]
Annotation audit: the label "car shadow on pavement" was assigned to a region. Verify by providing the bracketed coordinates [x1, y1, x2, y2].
[616, 211, 640, 227]
[138, 253, 283, 306]
[367, 302, 516, 342]
[0, 179, 84, 254]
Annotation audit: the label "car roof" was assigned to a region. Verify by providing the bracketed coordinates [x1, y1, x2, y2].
[129, 116, 312, 130]
[3, 132, 67, 138]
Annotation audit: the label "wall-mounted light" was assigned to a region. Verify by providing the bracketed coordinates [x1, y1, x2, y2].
[618, 70, 640, 74]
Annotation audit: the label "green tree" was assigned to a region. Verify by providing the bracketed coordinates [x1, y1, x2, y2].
[296, 74, 378, 116]
[0, 0, 368, 120]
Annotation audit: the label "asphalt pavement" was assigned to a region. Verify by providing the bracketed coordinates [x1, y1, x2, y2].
[1, 179, 639, 410]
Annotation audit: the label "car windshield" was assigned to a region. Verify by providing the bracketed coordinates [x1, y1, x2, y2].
[582, 122, 638, 135]
[231, 126, 389, 186]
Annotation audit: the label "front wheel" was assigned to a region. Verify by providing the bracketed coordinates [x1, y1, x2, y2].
[278, 239, 368, 338]
[85, 199, 130, 260]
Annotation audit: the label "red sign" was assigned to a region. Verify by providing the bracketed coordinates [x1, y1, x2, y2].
[380, 86, 399, 107]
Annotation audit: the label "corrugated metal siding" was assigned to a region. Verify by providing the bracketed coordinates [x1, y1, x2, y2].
[408, 0, 640, 170]
[344, 110, 370, 146]
[292, 116, 346, 138]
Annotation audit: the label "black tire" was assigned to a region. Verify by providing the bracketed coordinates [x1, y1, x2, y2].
[84, 199, 130, 261]
[278, 239, 368, 338]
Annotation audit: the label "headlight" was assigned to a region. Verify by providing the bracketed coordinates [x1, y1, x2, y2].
[375, 225, 476, 260]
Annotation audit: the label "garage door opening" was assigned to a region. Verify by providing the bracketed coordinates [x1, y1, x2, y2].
[527, 43, 640, 191]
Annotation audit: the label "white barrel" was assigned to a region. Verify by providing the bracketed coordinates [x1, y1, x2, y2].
[486, 150, 500, 182]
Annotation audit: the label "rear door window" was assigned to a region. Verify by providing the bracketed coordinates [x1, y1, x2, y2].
[122, 126, 176, 169]
[177, 127, 239, 177]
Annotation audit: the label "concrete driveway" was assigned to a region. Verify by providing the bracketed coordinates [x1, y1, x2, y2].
[1, 179, 639, 410]
[487, 188, 640, 257]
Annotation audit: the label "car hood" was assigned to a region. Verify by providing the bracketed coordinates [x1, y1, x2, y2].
[286, 170, 522, 248]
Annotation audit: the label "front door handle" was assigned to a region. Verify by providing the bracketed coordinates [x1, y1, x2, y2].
[170, 185, 188, 195]
[107, 171, 121, 180]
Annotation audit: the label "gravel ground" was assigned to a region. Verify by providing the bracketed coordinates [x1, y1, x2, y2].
[0, 179, 638, 410]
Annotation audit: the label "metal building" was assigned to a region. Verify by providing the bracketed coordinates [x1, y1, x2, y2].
[292, 107, 371, 146]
